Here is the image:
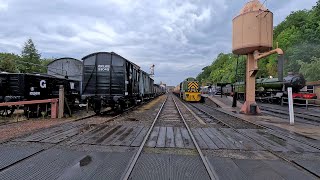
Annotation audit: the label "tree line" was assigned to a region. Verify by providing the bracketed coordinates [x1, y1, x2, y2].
[0, 39, 52, 73]
[197, 0, 320, 84]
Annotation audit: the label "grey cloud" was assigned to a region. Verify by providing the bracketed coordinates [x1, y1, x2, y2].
[0, 0, 317, 85]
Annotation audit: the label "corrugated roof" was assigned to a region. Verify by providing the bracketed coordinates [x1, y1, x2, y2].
[47, 57, 82, 66]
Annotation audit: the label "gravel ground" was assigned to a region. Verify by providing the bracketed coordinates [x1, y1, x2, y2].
[173, 96, 223, 128]
[0, 110, 95, 142]
[185, 103, 228, 128]
[103, 95, 166, 127]
[191, 103, 260, 129]
[203, 97, 220, 107]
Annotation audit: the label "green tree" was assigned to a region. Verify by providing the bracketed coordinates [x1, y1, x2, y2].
[298, 57, 320, 81]
[197, 53, 246, 84]
[274, 10, 309, 38]
[197, 0, 320, 84]
[0, 53, 20, 72]
[19, 39, 41, 73]
[39, 58, 53, 73]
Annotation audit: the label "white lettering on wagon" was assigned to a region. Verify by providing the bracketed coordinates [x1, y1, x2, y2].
[40, 80, 46, 88]
[30, 92, 40, 96]
[98, 65, 110, 71]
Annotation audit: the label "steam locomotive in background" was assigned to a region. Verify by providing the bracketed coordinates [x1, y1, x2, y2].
[231, 73, 317, 102]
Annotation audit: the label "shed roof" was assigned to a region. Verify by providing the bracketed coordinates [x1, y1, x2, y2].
[47, 57, 82, 66]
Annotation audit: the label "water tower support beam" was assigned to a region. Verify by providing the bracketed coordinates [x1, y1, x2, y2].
[241, 54, 259, 114]
[253, 48, 284, 61]
[240, 48, 283, 114]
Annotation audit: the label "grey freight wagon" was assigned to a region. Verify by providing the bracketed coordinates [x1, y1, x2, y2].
[81, 52, 154, 113]
[47, 57, 83, 93]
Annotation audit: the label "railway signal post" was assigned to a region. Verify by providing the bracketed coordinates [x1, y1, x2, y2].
[232, 0, 284, 115]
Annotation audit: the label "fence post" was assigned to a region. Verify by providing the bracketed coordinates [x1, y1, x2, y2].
[58, 85, 64, 118]
[51, 100, 58, 119]
[306, 99, 308, 110]
[288, 87, 294, 125]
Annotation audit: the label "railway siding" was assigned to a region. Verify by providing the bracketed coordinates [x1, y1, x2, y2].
[0, 94, 318, 179]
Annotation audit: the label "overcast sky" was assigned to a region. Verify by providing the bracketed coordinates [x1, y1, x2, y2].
[0, 0, 318, 85]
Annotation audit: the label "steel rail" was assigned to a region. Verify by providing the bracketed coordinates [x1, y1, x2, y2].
[259, 105, 320, 125]
[122, 96, 168, 180]
[0, 95, 165, 173]
[190, 103, 320, 179]
[172, 97, 219, 180]
[202, 103, 320, 150]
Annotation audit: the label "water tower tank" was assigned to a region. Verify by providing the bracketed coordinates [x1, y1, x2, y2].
[232, 0, 273, 55]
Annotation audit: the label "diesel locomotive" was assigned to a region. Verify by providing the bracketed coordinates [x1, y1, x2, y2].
[174, 77, 202, 102]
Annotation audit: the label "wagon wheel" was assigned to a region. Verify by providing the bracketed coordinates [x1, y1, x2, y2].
[0, 106, 15, 117]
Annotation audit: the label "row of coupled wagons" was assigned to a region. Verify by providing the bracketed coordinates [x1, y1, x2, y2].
[0, 52, 166, 117]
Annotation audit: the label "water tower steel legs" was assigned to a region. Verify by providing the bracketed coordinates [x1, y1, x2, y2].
[240, 54, 261, 114]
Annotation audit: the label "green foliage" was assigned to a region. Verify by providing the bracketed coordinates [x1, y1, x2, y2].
[197, 0, 320, 84]
[19, 39, 42, 73]
[196, 66, 212, 84]
[299, 57, 320, 81]
[0, 53, 20, 72]
[197, 53, 246, 84]
[38, 58, 53, 73]
[0, 38, 50, 73]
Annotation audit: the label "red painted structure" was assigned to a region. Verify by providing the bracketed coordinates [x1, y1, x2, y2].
[0, 99, 59, 119]
[293, 93, 317, 99]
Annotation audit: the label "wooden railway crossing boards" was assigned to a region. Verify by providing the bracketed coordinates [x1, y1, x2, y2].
[1, 124, 320, 179]
[10, 123, 320, 153]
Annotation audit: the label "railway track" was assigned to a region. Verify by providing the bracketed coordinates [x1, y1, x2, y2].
[196, 103, 320, 147]
[259, 105, 320, 126]
[0, 98, 160, 174]
[0, 95, 318, 179]
[0, 112, 123, 172]
[188, 102, 320, 179]
[122, 94, 218, 180]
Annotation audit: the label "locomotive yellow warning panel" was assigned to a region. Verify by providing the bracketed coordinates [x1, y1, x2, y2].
[180, 77, 201, 102]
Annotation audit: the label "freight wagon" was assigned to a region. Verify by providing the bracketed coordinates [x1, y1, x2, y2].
[0, 73, 80, 117]
[81, 52, 156, 113]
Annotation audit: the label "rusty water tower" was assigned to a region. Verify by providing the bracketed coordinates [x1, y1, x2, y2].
[232, 0, 283, 114]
